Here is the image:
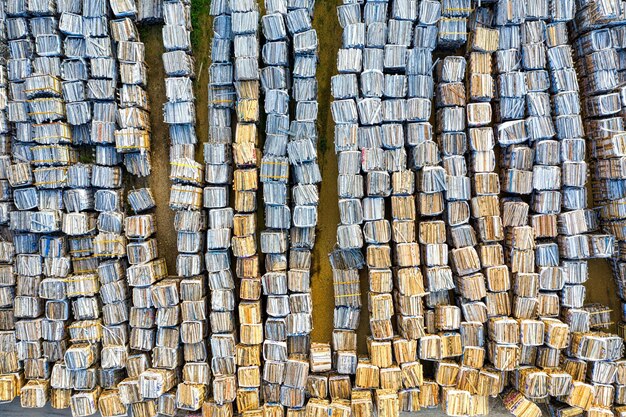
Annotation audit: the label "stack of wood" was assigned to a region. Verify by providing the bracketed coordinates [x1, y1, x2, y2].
[259, 4, 291, 407]
[161, 0, 208, 412]
[0, 0, 19, 404]
[439, 0, 470, 48]
[112, 12, 152, 177]
[573, 1, 626, 336]
[206, 1, 237, 415]
[230, 0, 262, 414]
[285, 0, 319, 384]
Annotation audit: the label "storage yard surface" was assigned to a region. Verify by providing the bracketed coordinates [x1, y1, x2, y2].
[0, 0, 623, 415]
[141, 0, 363, 350]
[131, 0, 621, 350]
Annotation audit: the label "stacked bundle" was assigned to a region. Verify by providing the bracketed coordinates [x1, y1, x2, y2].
[329, 0, 371, 376]
[523, 14, 563, 323]
[573, 2, 626, 335]
[0, 0, 20, 404]
[438, 0, 470, 48]
[259, 0, 290, 407]
[112, 13, 152, 176]
[547, 20, 603, 336]
[4, 0, 88, 409]
[285, 0, 319, 384]
[466, 12, 508, 390]
[491, 2, 530, 390]
[229, 0, 262, 413]
[162, 0, 208, 411]
[206, 0, 237, 415]
[137, 0, 164, 24]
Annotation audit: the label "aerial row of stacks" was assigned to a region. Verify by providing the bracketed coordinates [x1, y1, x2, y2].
[259, 0, 323, 410]
[229, 0, 263, 414]
[205, 0, 237, 414]
[331, 0, 445, 412]
[260, 1, 294, 410]
[329, 0, 626, 416]
[0, 0, 119, 411]
[3, 0, 626, 416]
[162, 0, 211, 412]
[0, 0, 17, 406]
[0, 0, 170, 413]
[574, 0, 626, 338]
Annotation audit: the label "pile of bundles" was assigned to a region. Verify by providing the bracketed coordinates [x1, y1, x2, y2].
[4, 0, 626, 416]
[0, 0, 18, 407]
[112, 4, 152, 177]
[162, 0, 210, 413]
[573, 1, 626, 337]
[208, 0, 264, 414]
[137, 0, 164, 24]
[329, 0, 625, 416]
[439, 0, 471, 47]
[0, 0, 165, 415]
[205, 1, 237, 415]
[259, 0, 321, 409]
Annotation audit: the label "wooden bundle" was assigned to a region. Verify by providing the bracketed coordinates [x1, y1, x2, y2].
[501, 389, 542, 417]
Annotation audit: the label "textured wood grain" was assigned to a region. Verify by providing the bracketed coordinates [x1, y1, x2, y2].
[0, 401, 71, 416]
[0, 397, 518, 417]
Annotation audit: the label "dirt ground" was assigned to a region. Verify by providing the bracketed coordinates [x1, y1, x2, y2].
[138, 1, 620, 352]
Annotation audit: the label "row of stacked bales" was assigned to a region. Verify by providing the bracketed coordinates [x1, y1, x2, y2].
[205, 0, 237, 415]
[0, 0, 20, 405]
[229, 0, 263, 414]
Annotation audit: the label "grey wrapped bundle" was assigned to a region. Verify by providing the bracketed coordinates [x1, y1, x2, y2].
[293, 29, 318, 55]
[261, 42, 288, 67]
[24, 74, 62, 99]
[331, 74, 358, 101]
[438, 17, 467, 48]
[162, 1, 190, 27]
[436, 107, 465, 133]
[337, 48, 362, 74]
[169, 158, 203, 186]
[33, 166, 69, 189]
[262, 14, 287, 41]
[163, 101, 195, 124]
[165, 77, 195, 102]
[13, 187, 38, 211]
[175, 212, 209, 241]
[28, 98, 65, 123]
[124, 153, 152, 177]
[111, 17, 139, 41]
[169, 185, 203, 211]
[35, 34, 62, 57]
[115, 128, 150, 153]
[162, 25, 191, 52]
[119, 62, 147, 86]
[177, 254, 203, 277]
[163, 51, 195, 77]
[89, 79, 118, 102]
[93, 232, 127, 259]
[65, 101, 91, 125]
[232, 10, 260, 35]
